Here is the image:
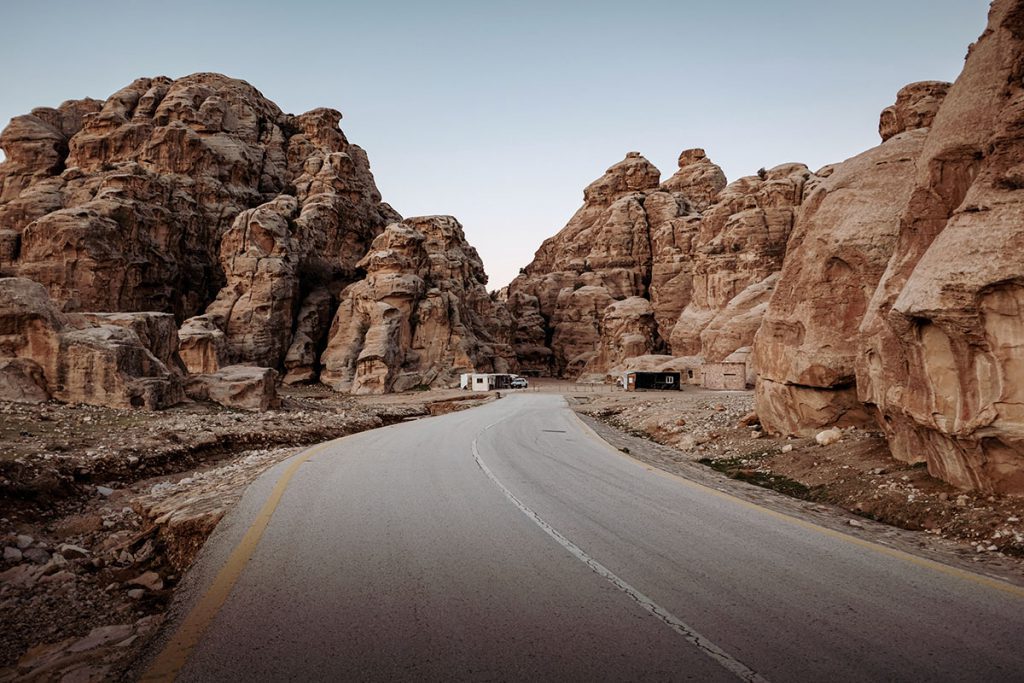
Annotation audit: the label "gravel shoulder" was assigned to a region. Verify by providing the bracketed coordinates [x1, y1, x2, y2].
[569, 388, 1024, 584]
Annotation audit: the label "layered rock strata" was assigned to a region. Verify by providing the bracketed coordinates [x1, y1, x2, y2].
[506, 151, 723, 376]
[0, 278, 182, 409]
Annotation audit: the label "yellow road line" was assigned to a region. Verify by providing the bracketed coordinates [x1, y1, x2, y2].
[141, 440, 335, 682]
[567, 408, 1024, 599]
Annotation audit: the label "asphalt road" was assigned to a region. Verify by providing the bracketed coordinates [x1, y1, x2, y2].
[147, 394, 1024, 682]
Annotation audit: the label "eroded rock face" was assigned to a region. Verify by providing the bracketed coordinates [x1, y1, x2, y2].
[283, 287, 333, 384]
[320, 216, 514, 394]
[580, 296, 658, 381]
[879, 81, 951, 142]
[857, 0, 1024, 494]
[79, 311, 185, 374]
[509, 149, 807, 380]
[754, 86, 947, 435]
[177, 315, 227, 375]
[0, 73, 397, 385]
[202, 195, 302, 369]
[660, 148, 728, 211]
[507, 151, 723, 376]
[670, 163, 811, 360]
[0, 278, 181, 409]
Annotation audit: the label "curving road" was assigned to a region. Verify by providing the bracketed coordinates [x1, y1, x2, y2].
[144, 394, 1024, 682]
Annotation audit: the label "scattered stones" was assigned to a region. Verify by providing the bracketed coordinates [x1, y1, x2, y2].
[22, 547, 51, 564]
[128, 571, 163, 591]
[57, 543, 88, 559]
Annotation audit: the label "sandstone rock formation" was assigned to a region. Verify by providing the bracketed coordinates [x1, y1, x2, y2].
[754, 82, 948, 435]
[660, 149, 728, 211]
[0, 73, 398, 387]
[506, 150, 723, 376]
[670, 163, 811, 360]
[0, 278, 182, 409]
[857, 0, 1024, 494]
[507, 148, 804, 380]
[747, 0, 1024, 495]
[879, 81, 951, 142]
[177, 315, 227, 375]
[320, 216, 514, 394]
[580, 296, 658, 381]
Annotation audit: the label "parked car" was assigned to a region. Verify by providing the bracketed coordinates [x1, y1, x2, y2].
[511, 377, 528, 389]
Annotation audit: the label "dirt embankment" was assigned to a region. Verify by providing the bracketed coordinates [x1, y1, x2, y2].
[575, 388, 1024, 562]
[0, 386, 492, 681]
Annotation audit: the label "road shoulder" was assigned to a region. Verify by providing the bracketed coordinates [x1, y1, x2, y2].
[571, 406, 1024, 591]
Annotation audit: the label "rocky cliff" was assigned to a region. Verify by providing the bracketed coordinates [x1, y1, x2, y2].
[856, 0, 1024, 494]
[0, 73, 508, 406]
[754, 82, 949, 435]
[754, 0, 1024, 494]
[504, 0, 1024, 496]
[0, 74, 396, 321]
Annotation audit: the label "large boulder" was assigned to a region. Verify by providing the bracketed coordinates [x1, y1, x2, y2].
[54, 325, 184, 409]
[177, 315, 228, 374]
[79, 311, 185, 374]
[0, 358, 49, 402]
[184, 365, 279, 412]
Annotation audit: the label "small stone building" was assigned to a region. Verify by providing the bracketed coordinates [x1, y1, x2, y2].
[701, 362, 747, 391]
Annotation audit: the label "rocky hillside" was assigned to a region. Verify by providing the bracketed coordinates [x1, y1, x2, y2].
[0, 73, 510, 405]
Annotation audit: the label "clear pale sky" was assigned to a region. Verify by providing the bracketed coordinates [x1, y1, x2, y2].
[0, 0, 992, 289]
